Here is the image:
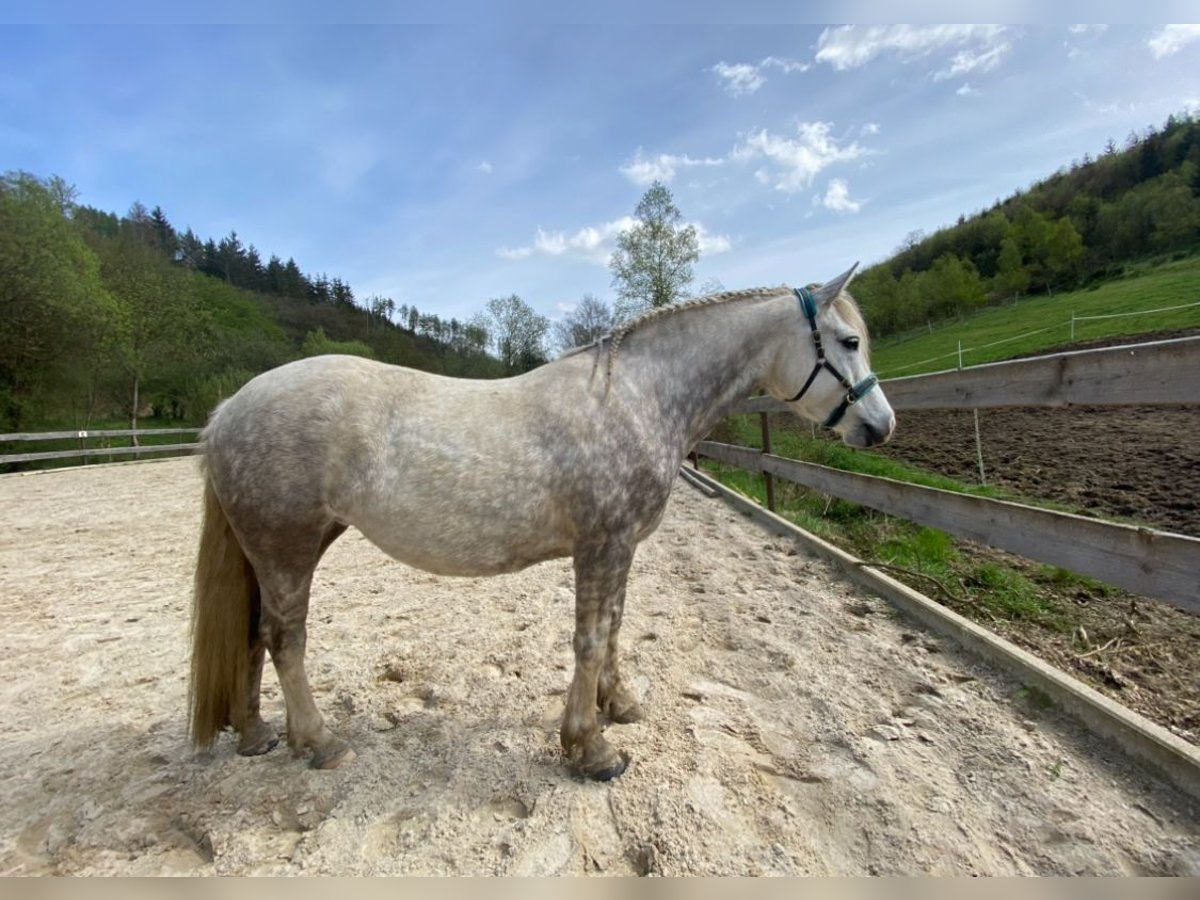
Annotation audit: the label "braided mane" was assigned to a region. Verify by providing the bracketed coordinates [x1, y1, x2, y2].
[561, 283, 868, 392]
[558, 286, 791, 385]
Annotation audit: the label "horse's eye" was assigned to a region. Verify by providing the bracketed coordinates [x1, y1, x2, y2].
[841, 336, 860, 351]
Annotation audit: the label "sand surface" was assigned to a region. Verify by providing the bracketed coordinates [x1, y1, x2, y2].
[0, 458, 1197, 875]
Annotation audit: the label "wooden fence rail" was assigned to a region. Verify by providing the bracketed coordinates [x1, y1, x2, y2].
[881, 335, 1200, 410]
[0, 428, 201, 467]
[0, 428, 201, 442]
[695, 441, 1200, 615]
[697, 335, 1200, 614]
[732, 335, 1200, 416]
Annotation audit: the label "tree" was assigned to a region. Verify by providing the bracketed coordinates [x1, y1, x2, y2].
[300, 327, 376, 360]
[850, 265, 918, 336]
[896, 229, 926, 254]
[46, 175, 78, 217]
[367, 295, 396, 329]
[0, 172, 114, 428]
[96, 236, 206, 435]
[484, 294, 548, 373]
[178, 228, 204, 269]
[125, 201, 152, 242]
[1144, 171, 1200, 251]
[994, 236, 1029, 296]
[609, 180, 699, 319]
[552, 294, 615, 353]
[920, 254, 985, 319]
[150, 205, 177, 258]
[1045, 217, 1085, 285]
[216, 231, 244, 284]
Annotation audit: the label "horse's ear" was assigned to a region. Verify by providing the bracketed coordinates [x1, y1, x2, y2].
[812, 262, 859, 306]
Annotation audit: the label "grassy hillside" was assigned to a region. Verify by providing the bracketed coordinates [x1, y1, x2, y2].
[871, 254, 1200, 377]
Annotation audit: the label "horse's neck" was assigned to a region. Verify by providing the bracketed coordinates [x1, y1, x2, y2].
[619, 294, 789, 447]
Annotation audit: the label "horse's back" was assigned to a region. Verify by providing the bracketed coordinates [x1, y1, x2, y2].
[200, 355, 602, 575]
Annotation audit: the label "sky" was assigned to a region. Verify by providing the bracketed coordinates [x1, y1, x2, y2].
[2, 17, 1199, 325]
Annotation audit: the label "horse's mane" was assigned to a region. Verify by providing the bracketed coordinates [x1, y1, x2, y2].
[560, 283, 869, 388]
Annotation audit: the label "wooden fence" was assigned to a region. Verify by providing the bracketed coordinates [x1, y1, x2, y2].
[0, 428, 201, 466]
[695, 336, 1200, 615]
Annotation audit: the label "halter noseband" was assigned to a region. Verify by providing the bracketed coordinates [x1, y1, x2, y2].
[785, 286, 879, 429]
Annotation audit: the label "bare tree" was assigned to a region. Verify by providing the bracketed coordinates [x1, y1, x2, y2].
[484, 294, 549, 373]
[552, 293, 615, 353]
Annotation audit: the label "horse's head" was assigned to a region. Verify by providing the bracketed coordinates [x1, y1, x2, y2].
[764, 264, 896, 448]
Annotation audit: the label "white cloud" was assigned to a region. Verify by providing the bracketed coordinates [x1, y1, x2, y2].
[732, 121, 866, 193]
[711, 56, 809, 96]
[476, 161, 493, 174]
[933, 41, 1011, 80]
[956, 82, 979, 97]
[619, 148, 723, 185]
[860, 122, 881, 136]
[694, 222, 733, 255]
[497, 217, 634, 264]
[497, 216, 731, 264]
[817, 179, 861, 214]
[762, 56, 809, 74]
[815, 24, 1009, 72]
[711, 61, 765, 96]
[1148, 24, 1200, 59]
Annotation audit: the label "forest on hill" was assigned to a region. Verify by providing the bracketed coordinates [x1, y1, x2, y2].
[852, 111, 1200, 336]
[0, 173, 521, 431]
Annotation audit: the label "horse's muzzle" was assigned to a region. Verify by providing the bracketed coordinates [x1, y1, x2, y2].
[846, 416, 895, 448]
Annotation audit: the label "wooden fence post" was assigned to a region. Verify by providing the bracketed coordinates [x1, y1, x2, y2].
[958, 341, 987, 485]
[760, 412, 776, 512]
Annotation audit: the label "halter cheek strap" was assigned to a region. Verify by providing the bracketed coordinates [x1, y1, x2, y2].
[786, 286, 880, 429]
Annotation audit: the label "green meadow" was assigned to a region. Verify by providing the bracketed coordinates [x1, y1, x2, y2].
[871, 254, 1200, 378]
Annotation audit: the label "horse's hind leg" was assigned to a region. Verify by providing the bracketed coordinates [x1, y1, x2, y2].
[253, 523, 354, 769]
[237, 635, 279, 756]
[596, 582, 644, 725]
[256, 565, 355, 769]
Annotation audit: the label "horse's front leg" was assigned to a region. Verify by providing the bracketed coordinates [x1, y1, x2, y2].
[562, 537, 634, 780]
[597, 581, 644, 725]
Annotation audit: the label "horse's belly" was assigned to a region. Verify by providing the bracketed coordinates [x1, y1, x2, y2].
[352, 510, 571, 578]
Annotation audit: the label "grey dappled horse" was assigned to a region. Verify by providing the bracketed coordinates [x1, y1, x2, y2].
[189, 265, 895, 780]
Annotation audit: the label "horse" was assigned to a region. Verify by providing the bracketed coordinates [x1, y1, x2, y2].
[188, 264, 895, 781]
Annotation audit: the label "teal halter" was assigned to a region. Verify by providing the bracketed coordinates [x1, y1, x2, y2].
[786, 286, 880, 429]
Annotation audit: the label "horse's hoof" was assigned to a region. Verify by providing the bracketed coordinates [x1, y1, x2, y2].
[608, 700, 645, 725]
[237, 734, 280, 757]
[237, 722, 280, 756]
[583, 751, 630, 782]
[310, 740, 356, 770]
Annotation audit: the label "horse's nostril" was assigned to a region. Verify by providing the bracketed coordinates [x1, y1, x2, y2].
[864, 421, 890, 446]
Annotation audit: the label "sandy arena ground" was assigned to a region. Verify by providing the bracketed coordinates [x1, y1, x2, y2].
[0, 458, 1197, 875]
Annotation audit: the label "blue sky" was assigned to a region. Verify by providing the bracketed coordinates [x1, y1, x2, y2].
[2, 21, 1199, 324]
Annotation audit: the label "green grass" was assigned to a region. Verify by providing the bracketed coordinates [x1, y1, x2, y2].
[704, 415, 1073, 631]
[871, 254, 1200, 377]
[720, 414, 1003, 497]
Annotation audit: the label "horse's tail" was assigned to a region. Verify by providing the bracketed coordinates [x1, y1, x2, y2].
[189, 470, 258, 748]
